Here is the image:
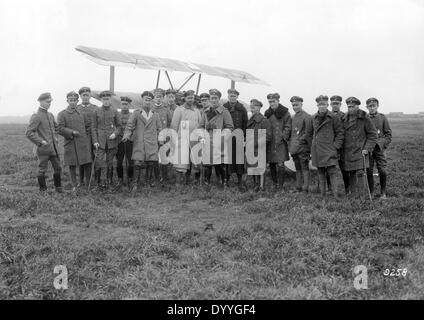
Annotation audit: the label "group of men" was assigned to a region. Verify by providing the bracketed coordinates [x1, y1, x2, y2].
[26, 86, 392, 199]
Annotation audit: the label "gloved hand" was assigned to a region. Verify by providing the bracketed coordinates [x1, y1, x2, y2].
[72, 130, 80, 137]
[94, 143, 100, 149]
[362, 149, 368, 156]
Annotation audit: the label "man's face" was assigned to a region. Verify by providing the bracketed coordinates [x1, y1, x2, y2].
[200, 98, 209, 108]
[81, 92, 91, 104]
[367, 103, 378, 115]
[292, 101, 302, 113]
[121, 101, 129, 111]
[228, 93, 238, 104]
[250, 104, 260, 114]
[185, 95, 195, 106]
[166, 94, 175, 104]
[331, 101, 341, 112]
[40, 98, 52, 110]
[210, 95, 220, 107]
[268, 99, 279, 109]
[154, 94, 163, 105]
[67, 97, 78, 108]
[143, 96, 152, 108]
[347, 103, 359, 115]
[317, 102, 328, 114]
[101, 97, 111, 107]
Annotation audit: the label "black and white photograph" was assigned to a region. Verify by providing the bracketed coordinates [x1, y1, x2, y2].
[0, 0, 423, 306]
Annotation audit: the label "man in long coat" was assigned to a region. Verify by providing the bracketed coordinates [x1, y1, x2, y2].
[246, 99, 271, 191]
[170, 90, 203, 185]
[123, 91, 163, 190]
[91, 90, 122, 189]
[26, 92, 63, 193]
[223, 88, 248, 189]
[57, 91, 92, 191]
[311, 95, 345, 198]
[264, 93, 292, 190]
[77, 87, 97, 186]
[366, 97, 391, 198]
[199, 89, 234, 187]
[340, 97, 378, 197]
[289, 96, 313, 193]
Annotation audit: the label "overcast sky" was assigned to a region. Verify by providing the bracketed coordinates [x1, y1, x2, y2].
[1, 0, 424, 116]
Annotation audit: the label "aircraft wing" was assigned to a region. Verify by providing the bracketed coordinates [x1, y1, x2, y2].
[76, 45, 269, 86]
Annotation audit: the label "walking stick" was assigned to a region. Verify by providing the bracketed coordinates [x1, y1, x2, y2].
[363, 153, 372, 201]
[88, 147, 98, 192]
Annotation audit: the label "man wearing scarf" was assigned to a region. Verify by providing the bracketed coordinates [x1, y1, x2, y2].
[311, 95, 345, 198]
[340, 97, 377, 198]
[264, 93, 292, 190]
[57, 91, 92, 191]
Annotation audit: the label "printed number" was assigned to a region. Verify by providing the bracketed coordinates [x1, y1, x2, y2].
[383, 268, 407, 277]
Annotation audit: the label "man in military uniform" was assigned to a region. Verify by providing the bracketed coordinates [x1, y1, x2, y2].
[311, 95, 344, 198]
[26, 93, 63, 193]
[223, 89, 248, 189]
[289, 96, 313, 193]
[115, 96, 134, 189]
[340, 97, 377, 198]
[77, 87, 97, 187]
[91, 90, 122, 189]
[198, 93, 210, 116]
[264, 93, 292, 191]
[165, 89, 178, 117]
[152, 88, 173, 185]
[57, 91, 92, 191]
[326, 95, 349, 194]
[366, 97, 392, 199]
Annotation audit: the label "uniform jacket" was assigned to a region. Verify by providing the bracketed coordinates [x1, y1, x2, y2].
[91, 105, 122, 149]
[152, 104, 172, 129]
[264, 104, 292, 163]
[200, 105, 234, 165]
[340, 109, 378, 171]
[57, 106, 92, 166]
[118, 110, 132, 141]
[289, 110, 313, 155]
[369, 112, 392, 151]
[26, 108, 60, 157]
[246, 112, 272, 168]
[311, 111, 345, 168]
[77, 103, 97, 147]
[332, 110, 345, 119]
[223, 101, 248, 133]
[123, 108, 162, 162]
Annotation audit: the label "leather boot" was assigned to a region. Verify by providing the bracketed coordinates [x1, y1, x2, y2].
[117, 165, 124, 181]
[356, 170, 368, 199]
[37, 175, 47, 192]
[95, 168, 101, 185]
[366, 168, 374, 195]
[204, 167, 212, 185]
[328, 169, 339, 199]
[270, 164, 278, 189]
[127, 165, 134, 182]
[131, 165, 141, 193]
[53, 173, 63, 193]
[295, 171, 303, 192]
[302, 170, 310, 193]
[326, 173, 333, 195]
[69, 166, 77, 191]
[108, 167, 114, 186]
[341, 170, 350, 195]
[194, 171, 200, 184]
[277, 166, 285, 189]
[379, 171, 387, 198]
[185, 170, 191, 185]
[84, 164, 92, 187]
[221, 165, 229, 188]
[318, 169, 326, 197]
[79, 165, 85, 187]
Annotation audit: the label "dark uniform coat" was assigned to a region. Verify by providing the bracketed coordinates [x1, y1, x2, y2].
[340, 110, 378, 171]
[264, 104, 292, 163]
[91, 106, 122, 149]
[311, 111, 344, 168]
[77, 103, 97, 146]
[57, 106, 92, 166]
[369, 112, 392, 151]
[246, 112, 272, 168]
[26, 108, 60, 157]
[118, 110, 132, 141]
[289, 110, 313, 156]
[123, 108, 163, 162]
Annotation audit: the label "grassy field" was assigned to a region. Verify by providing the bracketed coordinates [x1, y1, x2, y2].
[0, 118, 423, 299]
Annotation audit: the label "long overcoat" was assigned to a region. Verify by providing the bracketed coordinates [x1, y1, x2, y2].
[311, 111, 345, 168]
[245, 112, 272, 168]
[57, 106, 92, 166]
[91, 106, 121, 149]
[289, 110, 313, 156]
[264, 104, 292, 163]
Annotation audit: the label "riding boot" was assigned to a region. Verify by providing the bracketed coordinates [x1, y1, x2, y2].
[326, 173, 332, 194]
[302, 170, 310, 193]
[341, 170, 350, 195]
[79, 165, 85, 187]
[69, 166, 77, 191]
[269, 163, 278, 189]
[84, 163, 92, 187]
[277, 166, 285, 189]
[366, 168, 374, 195]
[131, 165, 141, 193]
[348, 171, 357, 196]
[37, 175, 47, 192]
[317, 168, 326, 197]
[204, 166, 212, 185]
[95, 168, 101, 185]
[127, 165, 134, 182]
[328, 167, 339, 199]
[379, 171, 387, 197]
[356, 170, 367, 199]
[53, 173, 63, 193]
[221, 165, 228, 187]
[108, 167, 114, 185]
[153, 162, 160, 187]
[117, 165, 124, 181]
[185, 170, 191, 185]
[295, 171, 303, 192]
[194, 171, 201, 184]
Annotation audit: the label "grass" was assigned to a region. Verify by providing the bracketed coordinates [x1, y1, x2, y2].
[0, 119, 423, 300]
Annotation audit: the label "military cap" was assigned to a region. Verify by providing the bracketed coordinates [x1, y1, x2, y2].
[120, 96, 132, 103]
[330, 95, 342, 102]
[315, 95, 329, 103]
[66, 91, 79, 99]
[78, 87, 91, 95]
[267, 93, 280, 100]
[366, 97, 379, 105]
[165, 89, 177, 95]
[199, 93, 210, 100]
[209, 89, 222, 98]
[290, 96, 303, 103]
[37, 92, 52, 101]
[250, 99, 263, 107]
[153, 88, 165, 97]
[99, 90, 113, 98]
[141, 91, 154, 99]
[346, 97, 361, 105]
[184, 90, 195, 98]
[227, 88, 240, 96]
